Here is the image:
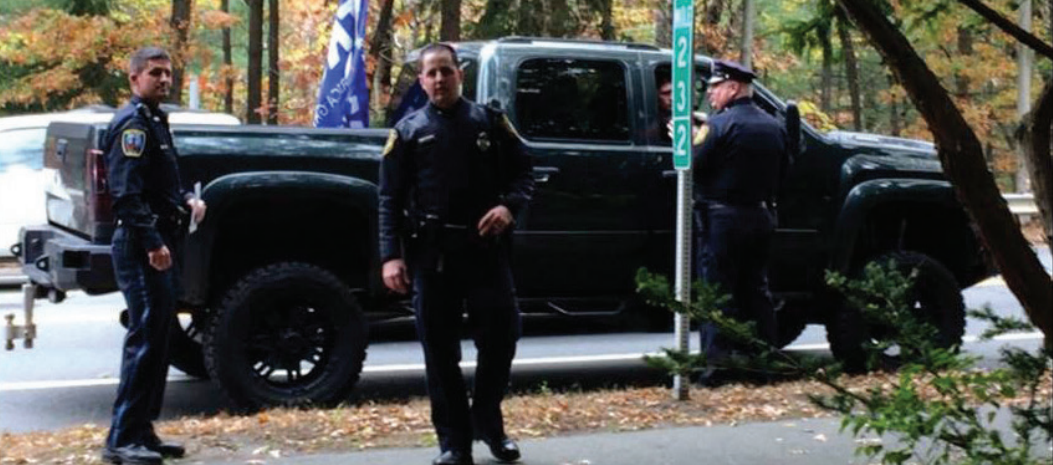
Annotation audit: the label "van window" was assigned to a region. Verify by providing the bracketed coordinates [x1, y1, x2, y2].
[514, 58, 630, 143]
[0, 128, 47, 171]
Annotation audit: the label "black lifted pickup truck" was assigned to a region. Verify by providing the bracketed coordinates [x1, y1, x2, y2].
[11, 37, 992, 410]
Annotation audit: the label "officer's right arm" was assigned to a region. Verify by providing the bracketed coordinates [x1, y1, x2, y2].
[378, 128, 410, 264]
[106, 119, 165, 252]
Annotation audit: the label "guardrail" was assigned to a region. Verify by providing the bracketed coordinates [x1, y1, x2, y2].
[1005, 193, 1039, 221]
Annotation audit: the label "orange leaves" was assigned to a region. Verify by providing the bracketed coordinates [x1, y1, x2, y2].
[199, 10, 239, 30]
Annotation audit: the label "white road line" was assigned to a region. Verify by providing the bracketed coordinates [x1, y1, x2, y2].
[1, 331, 1043, 393]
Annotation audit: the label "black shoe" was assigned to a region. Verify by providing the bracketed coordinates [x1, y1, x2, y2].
[432, 449, 473, 465]
[484, 437, 521, 463]
[143, 435, 186, 459]
[101, 445, 163, 465]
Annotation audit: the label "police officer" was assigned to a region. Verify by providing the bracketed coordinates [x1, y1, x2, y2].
[692, 59, 787, 383]
[378, 43, 534, 465]
[102, 47, 206, 465]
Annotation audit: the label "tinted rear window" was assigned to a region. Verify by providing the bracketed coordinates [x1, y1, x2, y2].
[514, 58, 630, 142]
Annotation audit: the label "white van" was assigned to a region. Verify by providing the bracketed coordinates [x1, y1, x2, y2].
[1, 106, 239, 258]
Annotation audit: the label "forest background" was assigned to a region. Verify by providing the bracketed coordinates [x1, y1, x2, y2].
[0, 0, 1049, 191]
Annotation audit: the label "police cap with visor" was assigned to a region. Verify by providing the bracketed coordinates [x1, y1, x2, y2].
[707, 59, 756, 86]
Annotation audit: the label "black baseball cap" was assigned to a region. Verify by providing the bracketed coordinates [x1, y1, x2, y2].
[707, 59, 756, 85]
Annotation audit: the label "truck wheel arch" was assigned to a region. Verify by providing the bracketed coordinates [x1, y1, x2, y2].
[181, 171, 379, 307]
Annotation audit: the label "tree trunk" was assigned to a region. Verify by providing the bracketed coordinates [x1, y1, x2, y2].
[1017, 80, 1053, 245]
[476, 0, 515, 39]
[441, 0, 461, 41]
[246, 0, 264, 124]
[517, 0, 543, 36]
[370, 0, 396, 124]
[170, 0, 192, 105]
[837, 0, 1053, 346]
[222, 0, 234, 115]
[598, 0, 614, 40]
[820, 34, 833, 113]
[836, 7, 862, 131]
[267, 0, 279, 125]
[547, 0, 573, 37]
[1016, 0, 1034, 193]
[740, 0, 754, 68]
[654, 0, 672, 47]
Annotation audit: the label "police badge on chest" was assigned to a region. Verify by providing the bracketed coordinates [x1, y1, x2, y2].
[476, 131, 491, 152]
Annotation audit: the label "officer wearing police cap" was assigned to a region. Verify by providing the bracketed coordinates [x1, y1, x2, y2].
[692, 58, 788, 384]
[101, 46, 206, 464]
[378, 42, 534, 465]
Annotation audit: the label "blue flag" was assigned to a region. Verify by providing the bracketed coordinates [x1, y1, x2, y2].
[314, 0, 369, 128]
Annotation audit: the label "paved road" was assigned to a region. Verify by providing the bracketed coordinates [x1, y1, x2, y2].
[0, 248, 1048, 433]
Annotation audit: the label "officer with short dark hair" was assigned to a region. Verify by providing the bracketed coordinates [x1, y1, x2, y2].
[102, 46, 206, 465]
[692, 59, 788, 383]
[378, 43, 534, 465]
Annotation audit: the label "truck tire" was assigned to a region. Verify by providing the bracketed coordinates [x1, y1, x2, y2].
[168, 310, 209, 379]
[204, 262, 368, 411]
[826, 251, 965, 372]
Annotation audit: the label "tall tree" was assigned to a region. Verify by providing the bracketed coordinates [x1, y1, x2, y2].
[835, 5, 862, 130]
[518, 0, 543, 36]
[1016, 0, 1033, 193]
[221, 0, 234, 115]
[246, 0, 263, 124]
[369, 0, 396, 123]
[267, 0, 279, 124]
[170, 0, 192, 105]
[740, 0, 754, 68]
[654, 0, 671, 47]
[597, 0, 614, 40]
[440, 0, 461, 40]
[474, 0, 515, 39]
[783, 1, 835, 112]
[835, 0, 1053, 344]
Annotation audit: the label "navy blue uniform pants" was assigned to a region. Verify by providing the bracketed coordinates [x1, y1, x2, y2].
[694, 204, 777, 365]
[107, 227, 178, 449]
[409, 236, 521, 453]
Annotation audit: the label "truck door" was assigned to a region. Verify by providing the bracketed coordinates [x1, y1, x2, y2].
[508, 56, 652, 309]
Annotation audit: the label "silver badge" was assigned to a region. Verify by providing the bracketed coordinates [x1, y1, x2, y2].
[477, 132, 491, 151]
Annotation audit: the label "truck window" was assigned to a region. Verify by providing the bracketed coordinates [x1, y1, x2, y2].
[386, 58, 478, 126]
[0, 128, 46, 171]
[514, 58, 630, 143]
[649, 64, 710, 146]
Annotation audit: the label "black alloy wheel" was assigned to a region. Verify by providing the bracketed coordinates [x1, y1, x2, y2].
[204, 262, 367, 411]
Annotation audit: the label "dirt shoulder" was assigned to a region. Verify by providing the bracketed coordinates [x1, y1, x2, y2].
[2, 372, 1049, 464]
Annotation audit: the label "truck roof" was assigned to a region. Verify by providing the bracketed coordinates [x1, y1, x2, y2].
[412, 37, 714, 64]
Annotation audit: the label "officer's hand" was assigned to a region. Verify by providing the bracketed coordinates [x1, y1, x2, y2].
[148, 246, 172, 271]
[187, 198, 207, 223]
[478, 205, 514, 237]
[382, 259, 410, 294]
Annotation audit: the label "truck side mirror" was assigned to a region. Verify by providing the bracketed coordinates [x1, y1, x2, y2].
[785, 101, 801, 160]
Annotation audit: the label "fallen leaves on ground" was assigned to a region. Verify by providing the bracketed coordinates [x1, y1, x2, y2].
[0, 371, 1048, 464]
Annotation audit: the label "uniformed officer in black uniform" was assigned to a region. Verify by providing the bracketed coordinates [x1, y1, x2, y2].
[692, 59, 788, 383]
[102, 47, 206, 465]
[378, 43, 534, 465]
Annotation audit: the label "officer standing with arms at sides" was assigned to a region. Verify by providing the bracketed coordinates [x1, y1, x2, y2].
[692, 59, 787, 384]
[102, 47, 206, 465]
[378, 43, 534, 465]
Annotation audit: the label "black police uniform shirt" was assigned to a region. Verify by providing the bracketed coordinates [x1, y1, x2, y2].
[103, 96, 189, 252]
[692, 96, 787, 205]
[378, 97, 534, 264]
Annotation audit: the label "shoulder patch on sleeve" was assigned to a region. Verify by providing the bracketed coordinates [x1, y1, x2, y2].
[499, 114, 521, 140]
[382, 130, 398, 157]
[121, 128, 147, 158]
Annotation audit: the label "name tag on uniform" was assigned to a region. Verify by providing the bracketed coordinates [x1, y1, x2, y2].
[418, 134, 436, 144]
